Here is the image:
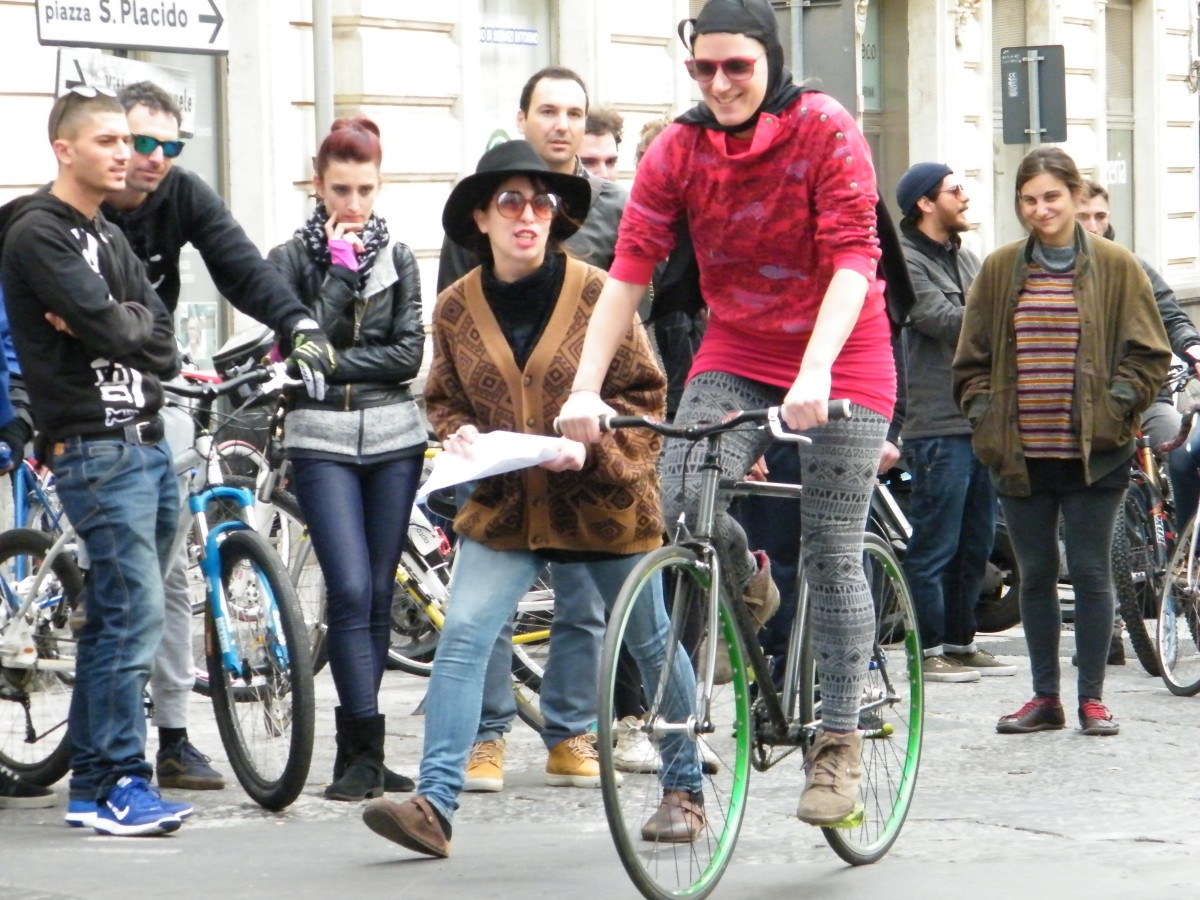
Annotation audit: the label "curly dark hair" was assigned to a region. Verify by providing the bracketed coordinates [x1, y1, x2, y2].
[118, 80, 183, 127]
[585, 106, 624, 147]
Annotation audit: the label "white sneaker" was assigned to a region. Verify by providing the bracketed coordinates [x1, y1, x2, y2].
[613, 717, 661, 773]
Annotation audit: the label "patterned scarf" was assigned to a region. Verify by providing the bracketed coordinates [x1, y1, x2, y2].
[295, 202, 390, 283]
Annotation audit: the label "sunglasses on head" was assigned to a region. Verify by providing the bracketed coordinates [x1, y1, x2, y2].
[132, 134, 185, 158]
[50, 84, 120, 141]
[684, 55, 763, 83]
[494, 190, 560, 220]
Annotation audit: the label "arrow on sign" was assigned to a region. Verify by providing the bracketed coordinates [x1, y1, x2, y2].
[65, 59, 86, 90]
[200, 0, 224, 45]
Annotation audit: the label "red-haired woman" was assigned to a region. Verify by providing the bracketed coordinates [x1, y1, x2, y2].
[269, 117, 426, 800]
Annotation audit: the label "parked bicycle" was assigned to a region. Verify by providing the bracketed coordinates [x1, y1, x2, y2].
[590, 405, 922, 900]
[0, 367, 315, 810]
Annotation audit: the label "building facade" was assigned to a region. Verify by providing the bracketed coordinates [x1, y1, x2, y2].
[1, 0, 1196, 359]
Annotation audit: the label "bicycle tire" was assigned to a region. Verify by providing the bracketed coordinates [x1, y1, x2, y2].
[1112, 489, 1163, 676]
[802, 533, 923, 866]
[207, 529, 315, 810]
[222, 476, 327, 674]
[974, 524, 1022, 633]
[0, 527, 83, 785]
[386, 545, 450, 675]
[598, 545, 750, 900]
[510, 579, 553, 734]
[1157, 515, 1200, 696]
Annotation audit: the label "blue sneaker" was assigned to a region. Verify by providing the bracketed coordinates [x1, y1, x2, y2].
[92, 776, 183, 836]
[67, 794, 193, 828]
[65, 798, 98, 828]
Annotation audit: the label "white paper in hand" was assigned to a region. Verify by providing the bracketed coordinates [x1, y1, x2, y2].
[416, 430, 565, 503]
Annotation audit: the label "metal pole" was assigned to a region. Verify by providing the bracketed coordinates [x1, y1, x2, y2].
[790, 1, 804, 79]
[313, 0, 334, 141]
[1025, 48, 1044, 143]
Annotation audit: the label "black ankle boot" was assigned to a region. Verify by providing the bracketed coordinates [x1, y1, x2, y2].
[326, 713, 385, 801]
[332, 708, 414, 794]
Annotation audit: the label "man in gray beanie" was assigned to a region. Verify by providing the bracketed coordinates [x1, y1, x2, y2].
[895, 163, 1017, 683]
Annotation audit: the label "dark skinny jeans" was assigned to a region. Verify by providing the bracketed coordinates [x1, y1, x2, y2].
[291, 454, 423, 719]
[999, 482, 1124, 702]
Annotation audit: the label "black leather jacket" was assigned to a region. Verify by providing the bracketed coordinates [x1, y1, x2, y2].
[267, 237, 424, 410]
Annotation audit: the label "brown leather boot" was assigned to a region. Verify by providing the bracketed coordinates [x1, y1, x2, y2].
[362, 795, 451, 858]
[640, 790, 706, 843]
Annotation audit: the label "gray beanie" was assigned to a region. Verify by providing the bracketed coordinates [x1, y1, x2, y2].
[896, 162, 953, 216]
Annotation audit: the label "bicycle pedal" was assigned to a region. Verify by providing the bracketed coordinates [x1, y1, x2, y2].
[823, 805, 865, 829]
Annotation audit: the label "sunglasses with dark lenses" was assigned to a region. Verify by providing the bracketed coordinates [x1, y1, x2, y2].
[684, 55, 763, 83]
[132, 134, 185, 158]
[494, 190, 560, 220]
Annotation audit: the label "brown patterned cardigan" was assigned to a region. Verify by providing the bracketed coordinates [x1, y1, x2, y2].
[425, 255, 667, 555]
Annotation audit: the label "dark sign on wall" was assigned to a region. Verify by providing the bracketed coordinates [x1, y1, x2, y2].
[1001, 45, 1067, 144]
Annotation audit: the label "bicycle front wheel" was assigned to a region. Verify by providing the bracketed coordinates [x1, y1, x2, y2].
[598, 545, 750, 900]
[1157, 515, 1200, 696]
[207, 529, 314, 810]
[804, 533, 923, 866]
[0, 528, 82, 785]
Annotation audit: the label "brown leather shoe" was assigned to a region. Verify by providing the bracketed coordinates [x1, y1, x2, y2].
[362, 795, 450, 858]
[640, 790, 705, 843]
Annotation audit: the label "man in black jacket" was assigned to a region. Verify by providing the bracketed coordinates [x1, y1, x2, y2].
[0, 86, 191, 835]
[99, 81, 333, 791]
[895, 163, 1015, 683]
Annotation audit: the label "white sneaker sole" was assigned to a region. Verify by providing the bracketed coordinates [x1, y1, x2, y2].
[545, 773, 613, 788]
[462, 777, 503, 793]
[65, 811, 97, 828]
[93, 815, 182, 836]
[922, 670, 981, 683]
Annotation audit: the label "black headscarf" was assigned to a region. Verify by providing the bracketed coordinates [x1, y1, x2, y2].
[675, 0, 805, 133]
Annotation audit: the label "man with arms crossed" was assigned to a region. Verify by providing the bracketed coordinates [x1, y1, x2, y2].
[0, 86, 192, 835]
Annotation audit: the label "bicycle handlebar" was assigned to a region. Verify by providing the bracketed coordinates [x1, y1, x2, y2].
[162, 362, 284, 403]
[582, 400, 852, 444]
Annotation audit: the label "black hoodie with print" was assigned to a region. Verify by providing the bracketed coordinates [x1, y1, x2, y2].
[0, 193, 179, 440]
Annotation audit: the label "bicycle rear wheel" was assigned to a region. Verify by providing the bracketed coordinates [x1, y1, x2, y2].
[1157, 516, 1200, 696]
[598, 545, 750, 900]
[804, 533, 923, 866]
[207, 529, 314, 810]
[0, 528, 82, 785]
[1113, 486, 1165, 675]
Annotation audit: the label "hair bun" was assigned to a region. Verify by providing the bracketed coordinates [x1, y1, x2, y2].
[331, 116, 381, 138]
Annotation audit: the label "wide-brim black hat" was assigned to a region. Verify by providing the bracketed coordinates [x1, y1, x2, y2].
[442, 140, 592, 253]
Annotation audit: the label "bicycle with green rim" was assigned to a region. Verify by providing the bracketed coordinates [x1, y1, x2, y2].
[593, 404, 923, 900]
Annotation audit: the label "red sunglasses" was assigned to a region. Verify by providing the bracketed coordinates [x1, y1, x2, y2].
[684, 55, 763, 83]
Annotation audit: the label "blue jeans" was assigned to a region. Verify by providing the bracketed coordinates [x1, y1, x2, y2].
[54, 438, 178, 802]
[902, 436, 997, 653]
[290, 455, 423, 719]
[476, 561, 607, 749]
[418, 537, 700, 821]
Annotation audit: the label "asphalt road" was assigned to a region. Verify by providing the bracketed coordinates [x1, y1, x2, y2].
[2, 625, 1197, 900]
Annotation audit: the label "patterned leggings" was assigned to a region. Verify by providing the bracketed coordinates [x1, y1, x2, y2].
[661, 371, 888, 732]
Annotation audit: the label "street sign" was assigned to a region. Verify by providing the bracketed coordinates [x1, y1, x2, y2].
[35, 1, 227, 55]
[55, 48, 198, 136]
[1000, 45, 1067, 145]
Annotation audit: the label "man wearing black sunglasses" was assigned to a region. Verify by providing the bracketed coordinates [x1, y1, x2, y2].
[100, 81, 333, 794]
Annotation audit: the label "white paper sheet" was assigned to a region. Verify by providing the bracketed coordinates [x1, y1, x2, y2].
[416, 430, 565, 502]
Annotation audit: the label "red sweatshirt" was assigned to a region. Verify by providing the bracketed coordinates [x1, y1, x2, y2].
[611, 92, 895, 420]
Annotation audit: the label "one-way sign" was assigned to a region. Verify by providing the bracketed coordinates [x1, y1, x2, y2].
[35, 0, 228, 55]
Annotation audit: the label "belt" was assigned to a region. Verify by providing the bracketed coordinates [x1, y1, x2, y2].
[54, 415, 165, 454]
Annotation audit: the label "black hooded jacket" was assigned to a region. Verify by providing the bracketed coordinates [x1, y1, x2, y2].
[101, 166, 309, 334]
[0, 193, 179, 440]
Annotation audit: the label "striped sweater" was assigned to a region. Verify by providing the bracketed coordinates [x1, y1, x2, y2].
[1013, 265, 1081, 457]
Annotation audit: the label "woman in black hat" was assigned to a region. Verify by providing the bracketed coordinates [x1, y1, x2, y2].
[559, 0, 895, 826]
[362, 140, 704, 858]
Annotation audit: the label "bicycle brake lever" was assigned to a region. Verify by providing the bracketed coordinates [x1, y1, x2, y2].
[767, 407, 813, 445]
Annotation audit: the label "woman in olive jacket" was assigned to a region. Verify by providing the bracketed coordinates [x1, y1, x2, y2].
[952, 147, 1169, 739]
[269, 117, 426, 800]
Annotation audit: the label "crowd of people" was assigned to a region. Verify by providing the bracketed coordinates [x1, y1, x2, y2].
[0, 0, 1188, 864]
